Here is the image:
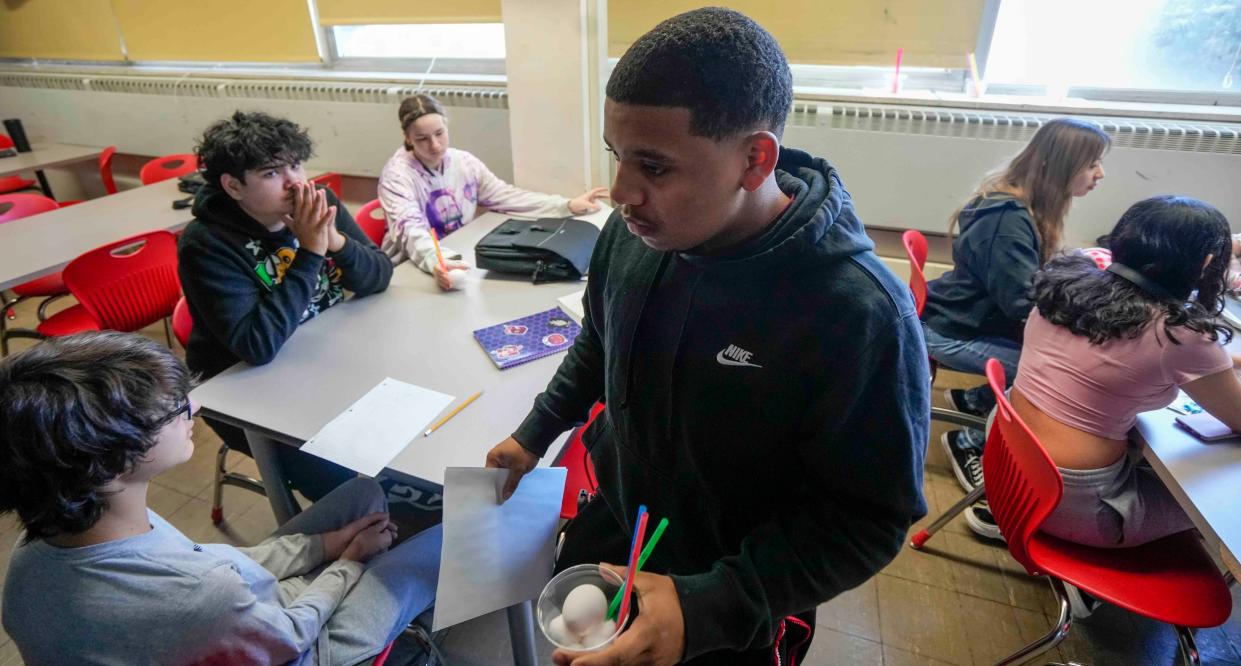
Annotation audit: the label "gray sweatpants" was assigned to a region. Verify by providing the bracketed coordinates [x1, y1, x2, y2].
[273, 477, 442, 665]
[1038, 452, 1196, 548]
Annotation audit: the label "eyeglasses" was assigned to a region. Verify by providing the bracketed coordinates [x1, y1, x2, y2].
[161, 400, 194, 424]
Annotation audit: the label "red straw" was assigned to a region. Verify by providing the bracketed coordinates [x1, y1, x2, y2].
[892, 48, 904, 94]
[617, 511, 649, 626]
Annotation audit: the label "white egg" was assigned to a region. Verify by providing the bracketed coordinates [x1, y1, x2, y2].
[580, 618, 618, 650]
[447, 268, 469, 290]
[546, 614, 574, 646]
[561, 583, 608, 636]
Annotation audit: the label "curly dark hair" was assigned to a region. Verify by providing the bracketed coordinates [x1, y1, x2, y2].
[195, 110, 314, 187]
[605, 7, 793, 140]
[1033, 195, 1232, 346]
[0, 332, 194, 540]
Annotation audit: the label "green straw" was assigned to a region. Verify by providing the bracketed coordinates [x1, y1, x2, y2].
[607, 517, 669, 620]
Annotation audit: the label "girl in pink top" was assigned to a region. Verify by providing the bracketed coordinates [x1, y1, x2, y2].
[1013, 196, 1241, 549]
[378, 94, 609, 290]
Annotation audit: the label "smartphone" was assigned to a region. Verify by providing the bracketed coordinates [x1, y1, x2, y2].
[1175, 412, 1240, 442]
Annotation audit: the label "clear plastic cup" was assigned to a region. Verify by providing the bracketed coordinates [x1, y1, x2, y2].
[537, 564, 629, 652]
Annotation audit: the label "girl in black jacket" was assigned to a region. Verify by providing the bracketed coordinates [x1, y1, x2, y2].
[922, 118, 1109, 538]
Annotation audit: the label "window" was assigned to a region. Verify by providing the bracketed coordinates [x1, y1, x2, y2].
[328, 23, 506, 74]
[986, 0, 1241, 95]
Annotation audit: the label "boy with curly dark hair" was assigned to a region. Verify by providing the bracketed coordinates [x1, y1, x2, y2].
[179, 111, 394, 504]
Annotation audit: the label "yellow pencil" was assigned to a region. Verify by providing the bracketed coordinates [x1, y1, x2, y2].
[430, 228, 447, 272]
[423, 391, 483, 437]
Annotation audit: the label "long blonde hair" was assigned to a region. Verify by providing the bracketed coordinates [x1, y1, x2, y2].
[950, 118, 1110, 264]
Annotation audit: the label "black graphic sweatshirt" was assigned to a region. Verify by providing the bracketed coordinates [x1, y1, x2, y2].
[179, 184, 393, 381]
[513, 148, 930, 660]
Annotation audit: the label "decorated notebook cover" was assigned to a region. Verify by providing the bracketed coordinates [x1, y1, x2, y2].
[473, 307, 581, 370]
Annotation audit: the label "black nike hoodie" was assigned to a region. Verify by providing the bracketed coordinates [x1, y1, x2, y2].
[514, 148, 930, 660]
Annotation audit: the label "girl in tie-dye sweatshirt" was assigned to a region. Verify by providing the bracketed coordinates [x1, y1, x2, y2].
[378, 94, 607, 288]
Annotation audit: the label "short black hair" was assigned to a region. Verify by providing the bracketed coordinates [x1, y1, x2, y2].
[195, 111, 314, 187]
[0, 332, 194, 539]
[605, 7, 793, 140]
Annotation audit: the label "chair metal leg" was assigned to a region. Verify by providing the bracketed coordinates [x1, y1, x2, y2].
[36, 293, 66, 321]
[212, 444, 229, 525]
[163, 317, 173, 347]
[211, 443, 266, 525]
[910, 482, 986, 549]
[996, 577, 1073, 665]
[931, 406, 988, 430]
[1176, 626, 1202, 666]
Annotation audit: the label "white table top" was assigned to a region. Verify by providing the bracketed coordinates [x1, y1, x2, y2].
[1134, 333, 1241, 562]
[0, 179, 193, 291]
[0, 143, 101, 178]
[191, 209, 611, 487]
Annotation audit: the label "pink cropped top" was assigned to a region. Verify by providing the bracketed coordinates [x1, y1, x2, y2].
[1013, 309, 1232, 440]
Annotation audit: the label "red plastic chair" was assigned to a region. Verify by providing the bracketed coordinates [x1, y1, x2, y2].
[0, 192, 57, 222]
[911, 359, 1231, 665]
[0, 134, 36, 194]
[901, 229, 930, 317]
[139, 153, 198, 185]
[37, 231, 182, 340]
[902, 229, 984, 429]
[0, 194, 68, 355]
[556, 403, 604, 519]
[355, 199, 388, 246]
[100, 145, 118, 195]
[310, 172, 343, 199]
[171, 296, 192, 348]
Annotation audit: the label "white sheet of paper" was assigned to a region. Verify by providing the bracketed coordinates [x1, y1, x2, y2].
[433, 467, 567, 631]
[300, 378, 454, 476]
[558, 289, 586, 324]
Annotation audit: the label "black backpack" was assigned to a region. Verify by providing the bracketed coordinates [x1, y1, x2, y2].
[474, 217, 599, 284]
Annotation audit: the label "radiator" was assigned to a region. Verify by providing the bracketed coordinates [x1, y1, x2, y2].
[784, 102, 1241, 244]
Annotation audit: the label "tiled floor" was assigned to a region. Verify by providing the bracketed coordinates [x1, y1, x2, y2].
[2, 296, 1241, 665]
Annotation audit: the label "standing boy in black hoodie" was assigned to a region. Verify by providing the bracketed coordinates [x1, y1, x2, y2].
[486, 8, 930, 666]
[179, 111, 394, 509]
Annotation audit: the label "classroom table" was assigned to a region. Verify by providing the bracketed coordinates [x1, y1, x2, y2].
[0, 143, 102, 197]
[191, 209, 611, 666]
[0, 178, 192, 291]
[1132, 326, 1241, 576]
[0, 143, 101, 178]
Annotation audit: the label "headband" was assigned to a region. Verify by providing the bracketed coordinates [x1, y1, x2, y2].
[1106, 262, 1176, 301]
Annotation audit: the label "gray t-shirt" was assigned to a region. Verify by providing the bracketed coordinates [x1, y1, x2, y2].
[2, 510, 363, 665]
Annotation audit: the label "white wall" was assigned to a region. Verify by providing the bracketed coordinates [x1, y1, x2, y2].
[0, 85, 514, 192]
[783, 126, 1241, 246]
[501, 0, 597, 195]
[6, 82, 1240, 248]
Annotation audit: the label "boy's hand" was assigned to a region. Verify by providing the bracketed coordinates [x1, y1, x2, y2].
[485, 437, 539, 501]
[322, 512, 388, 561]
[340, 514, 396, 563]
[552, 564, 685, 666]
[284, 183, 336, 256]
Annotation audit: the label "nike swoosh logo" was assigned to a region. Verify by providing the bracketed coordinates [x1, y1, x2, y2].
[716, 350, 762, 368]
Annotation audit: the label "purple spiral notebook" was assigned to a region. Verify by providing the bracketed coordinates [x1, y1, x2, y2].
[473, 307, 581, 370]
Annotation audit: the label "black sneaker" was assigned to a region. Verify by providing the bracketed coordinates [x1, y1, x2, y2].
[965, 503, 1004, 542]
[941, 430, 984, 492]
[944, 387, 988, 417]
